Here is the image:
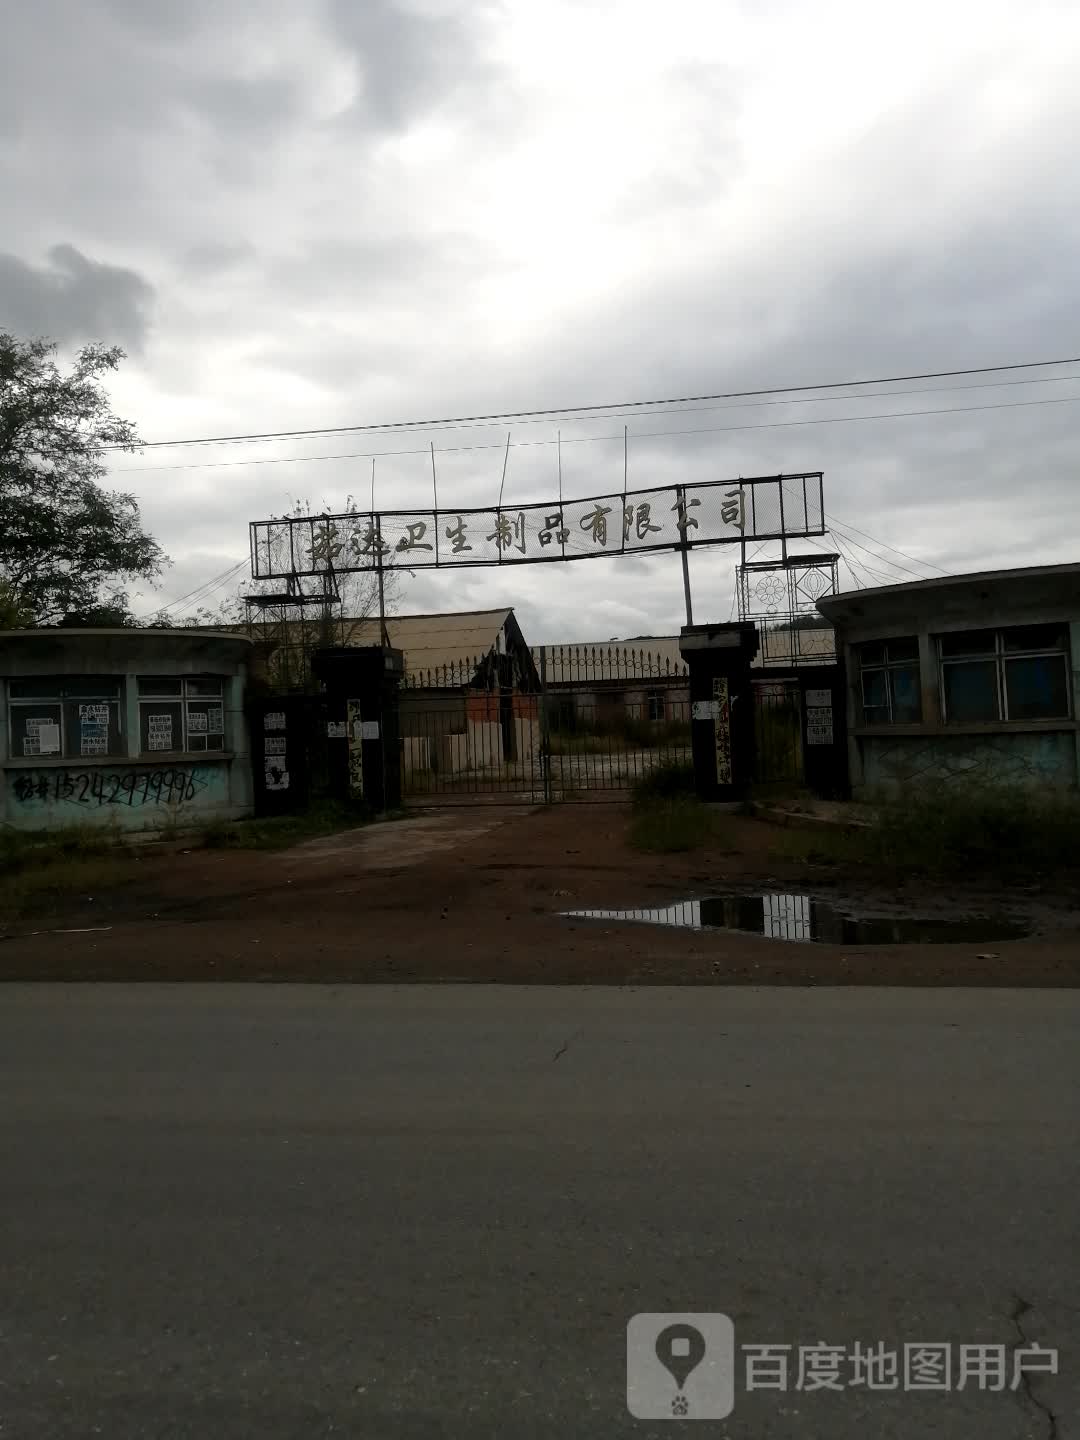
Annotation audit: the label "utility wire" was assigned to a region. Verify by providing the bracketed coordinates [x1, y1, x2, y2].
[105, 371, 1080, 453]
[826, 520, 940, 584]
[106, 355, 1080, 451]
[824, 514, 950, 577]
[108, 391, 1080, 476]
[141, 558, 248, 619]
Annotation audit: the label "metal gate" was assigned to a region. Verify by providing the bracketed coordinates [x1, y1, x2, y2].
[397, 645, 692, 805]
[753, 680, 804, 786]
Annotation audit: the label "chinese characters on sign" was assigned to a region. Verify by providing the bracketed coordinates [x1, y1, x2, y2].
[78, 702, 110, 757]
[713, 678, 732, 786]
[346, 700, 364, 798]
[250, 473, 826, 580]
[22, 717, 60, 757]
[147, 714, 173, 751]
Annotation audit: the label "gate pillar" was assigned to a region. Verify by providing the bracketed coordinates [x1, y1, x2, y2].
[311, 645, 404, 811]
[679, 622, 759, 803]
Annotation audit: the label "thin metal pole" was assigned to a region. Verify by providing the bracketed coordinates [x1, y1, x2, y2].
[497, 431, 511, 510]
[375, 515, 389, 648]
[622, 425, 628, 553]
[676, 483, 694, 627]
[539, 646, 552, 805]
[431, 443, 439, 566]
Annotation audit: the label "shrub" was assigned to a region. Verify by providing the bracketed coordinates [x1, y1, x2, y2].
[631, 761, 697, 807]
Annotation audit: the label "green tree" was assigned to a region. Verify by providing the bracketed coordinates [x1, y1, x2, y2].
[0, 333, 167, 626]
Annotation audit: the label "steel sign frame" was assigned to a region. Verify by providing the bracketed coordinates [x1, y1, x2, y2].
[249, 471, 825, 580]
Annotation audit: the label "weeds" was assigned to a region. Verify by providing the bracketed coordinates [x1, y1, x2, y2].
[769, 787, 1080, 880]
[631, 761, 697, 806]
[200, 801, 369, 851]
[0, 825, 134, 923]
[630, 797, 717, 854]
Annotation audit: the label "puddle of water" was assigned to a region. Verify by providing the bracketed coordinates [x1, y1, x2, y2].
[563, 894, 1028, 945]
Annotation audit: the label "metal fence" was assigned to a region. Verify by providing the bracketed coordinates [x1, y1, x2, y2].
[397, 645, 691, 805]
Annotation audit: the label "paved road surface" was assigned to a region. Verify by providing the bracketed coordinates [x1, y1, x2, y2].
[1, 986, 1076, 1438]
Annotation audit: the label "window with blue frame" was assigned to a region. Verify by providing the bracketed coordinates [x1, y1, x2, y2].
[857, 638, 921, 725]
[938, 625, 1071, 723]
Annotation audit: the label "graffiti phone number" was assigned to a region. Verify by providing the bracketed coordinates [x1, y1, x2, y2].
[12, 768, 201, 807]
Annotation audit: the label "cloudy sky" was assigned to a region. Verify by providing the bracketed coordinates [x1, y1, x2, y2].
[3, 0, 1080, 642]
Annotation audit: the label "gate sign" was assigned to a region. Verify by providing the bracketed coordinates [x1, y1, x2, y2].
[250, 472, 824, 578]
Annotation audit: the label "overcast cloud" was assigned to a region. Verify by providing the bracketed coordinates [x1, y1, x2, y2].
[3, 0, 1080, 639]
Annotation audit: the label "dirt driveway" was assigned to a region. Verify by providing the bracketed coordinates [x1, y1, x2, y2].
[2, 804, 1079, 984]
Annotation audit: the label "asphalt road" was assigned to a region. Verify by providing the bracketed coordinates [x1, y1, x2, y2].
[1, 985, 1076, 1438]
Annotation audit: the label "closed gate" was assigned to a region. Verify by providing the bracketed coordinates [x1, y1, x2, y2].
[398, 645, 692, 805]
[753, 680, 804, 785]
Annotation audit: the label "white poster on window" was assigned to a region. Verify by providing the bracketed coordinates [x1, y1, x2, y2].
[148, 713, 173, 751]
[79, 703, 109, 724]
[264, 736, 287, 755]
[264, 757, 290, 791]
[81, 728, 109, 756]
[806, 706, 834, 745]
[187, 711, 208, 732]
[264, 712, 286, 731]
[24, 718, 60, 755]
[207, 706, 224, 734]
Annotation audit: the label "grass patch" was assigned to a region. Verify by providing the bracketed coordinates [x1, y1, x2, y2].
[769, 787, 1080, 880]
[200, 800, 371, 852]
[631, 761, 697, 806]
[629, 797, 717, 854]
[0, 824, 136, 923]
[0, 823, 125, 874]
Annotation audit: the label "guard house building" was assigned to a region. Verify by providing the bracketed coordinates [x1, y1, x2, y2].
[0, 628, 255, 832]
[816, 562, 1080, 796]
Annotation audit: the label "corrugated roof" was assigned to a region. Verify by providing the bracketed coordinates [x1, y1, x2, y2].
[340, 608, 513, 678]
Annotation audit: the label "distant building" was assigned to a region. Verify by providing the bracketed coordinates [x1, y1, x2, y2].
[817, 562, 1080, 796]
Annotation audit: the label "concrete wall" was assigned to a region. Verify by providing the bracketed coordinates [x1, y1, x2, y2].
[861, 730, 1077, 793]
[826, 598, 1080, 799]
[514, 717, 539, 761]
[467, 721, 503, 770]
[401, 735, 432, 775]
[0, 629, 254, 833]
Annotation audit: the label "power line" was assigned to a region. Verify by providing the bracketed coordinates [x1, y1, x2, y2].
[106, 355, 1080, 452]
[139, 558, 248, 620]
[826, 520, 941, 584]
[108, 390, 1080, 477]
[824, 514, 950, 577]
[105, 371, 1080, 454]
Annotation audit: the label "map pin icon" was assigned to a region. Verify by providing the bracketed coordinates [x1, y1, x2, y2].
[655, 1323, 707, 1391]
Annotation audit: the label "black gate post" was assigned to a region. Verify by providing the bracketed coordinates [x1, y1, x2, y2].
[679, 622, 759, 803]
[799, 662, 850, 799]
[538, 647, 553, 805]
[311, 645, 405, 811]
[247, 693, 314, 818]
